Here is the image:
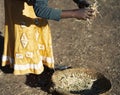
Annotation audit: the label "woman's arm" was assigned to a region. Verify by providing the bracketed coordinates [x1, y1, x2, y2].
[33, 0, 62, 21]
[61, 9, 93, 20]
[33, 0, 93, 21]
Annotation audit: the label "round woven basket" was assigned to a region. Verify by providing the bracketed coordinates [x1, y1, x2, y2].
[51, 68, 111, 95]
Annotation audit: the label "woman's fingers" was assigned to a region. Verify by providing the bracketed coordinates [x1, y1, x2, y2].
[86, 9, 94, 18]
[87, 12, 93, 16]
[88, 9, 94, 12]
[76, 8, 94, 20]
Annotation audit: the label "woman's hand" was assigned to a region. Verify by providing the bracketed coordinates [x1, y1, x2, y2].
[74, 8, 94, 20]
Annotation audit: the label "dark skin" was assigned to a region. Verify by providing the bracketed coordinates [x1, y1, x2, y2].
[61, 0, 93, 20]
[61, 8, 94, 20]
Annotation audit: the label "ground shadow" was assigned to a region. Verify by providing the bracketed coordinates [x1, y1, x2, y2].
[25, 66, 54, 94]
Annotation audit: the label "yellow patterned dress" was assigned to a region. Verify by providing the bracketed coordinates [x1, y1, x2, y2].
[2, 0, 54, 75]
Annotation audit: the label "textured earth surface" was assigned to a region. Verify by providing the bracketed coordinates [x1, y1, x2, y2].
[0, 0, 120, 95]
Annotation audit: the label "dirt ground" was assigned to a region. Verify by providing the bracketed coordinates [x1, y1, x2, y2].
[0, 0, 120, 95]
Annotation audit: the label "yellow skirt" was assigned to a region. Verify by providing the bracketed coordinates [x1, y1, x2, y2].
[2, 0, 54, 75]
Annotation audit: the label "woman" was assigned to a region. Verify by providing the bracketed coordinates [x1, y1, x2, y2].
[2, 0, 93, 75]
